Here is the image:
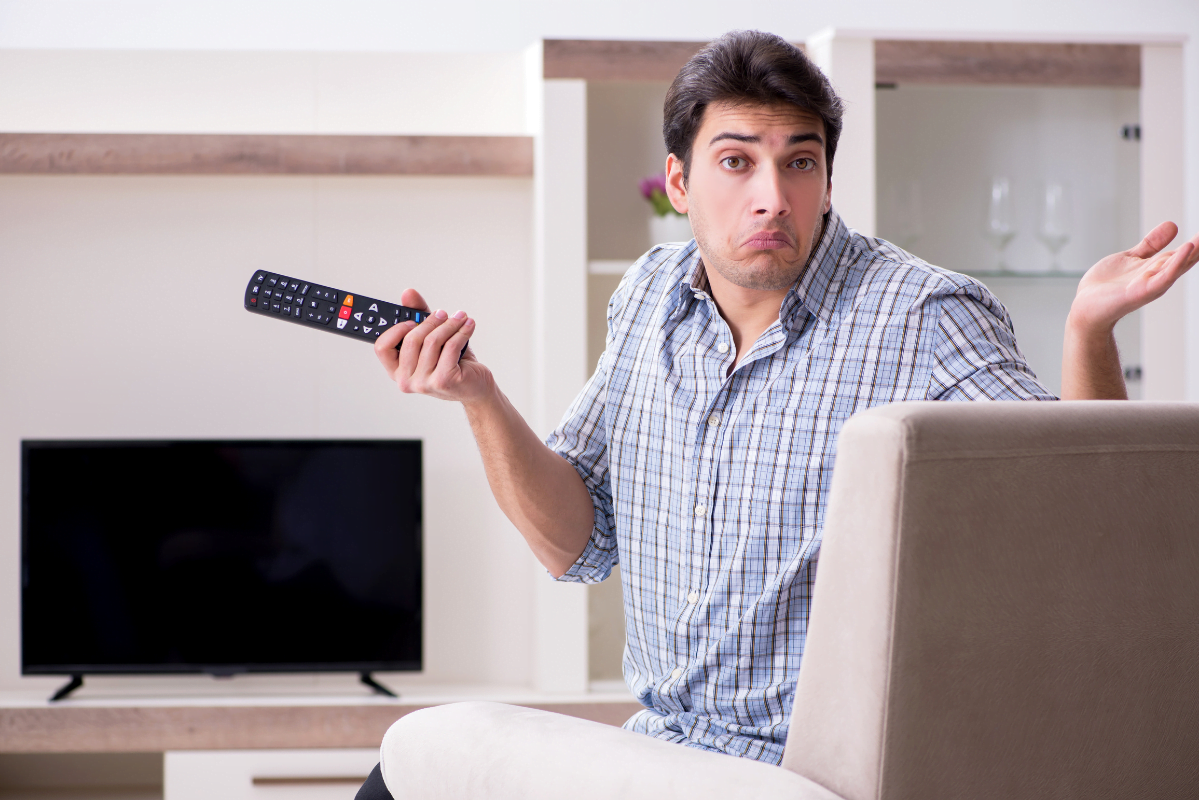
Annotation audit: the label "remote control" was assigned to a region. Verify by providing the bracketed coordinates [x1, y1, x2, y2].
[244, 270, 429, 344]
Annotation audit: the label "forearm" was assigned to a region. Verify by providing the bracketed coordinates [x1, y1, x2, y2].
[462, 382, 596, 577]
[1060, 312, 1127, 400]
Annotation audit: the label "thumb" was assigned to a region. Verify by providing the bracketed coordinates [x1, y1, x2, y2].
[400, 288, 431, 313]
[1128, 221, 1179, 259]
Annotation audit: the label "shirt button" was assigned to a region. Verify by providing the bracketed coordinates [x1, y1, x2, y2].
[672, 667, 683, 680]
[717, 342, 729, 354]
[707, 414, 719, 426]
[693, 293, 705, 300]
[694, 503, 706, 516]
[687, 590, 699, 603]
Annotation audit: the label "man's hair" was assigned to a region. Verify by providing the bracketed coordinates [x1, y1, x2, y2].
[663, 30, 844, 183]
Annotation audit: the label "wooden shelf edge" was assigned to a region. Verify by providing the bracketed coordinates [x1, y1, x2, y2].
[875, 41, 1140, 88]
[541, 38, 1141, 88]
[0, 700, 645, 753]
[0, 133, 534, 176]
[544, 39, 711, 81]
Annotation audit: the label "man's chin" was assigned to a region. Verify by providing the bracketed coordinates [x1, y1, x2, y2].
[723, 261, 805, 292]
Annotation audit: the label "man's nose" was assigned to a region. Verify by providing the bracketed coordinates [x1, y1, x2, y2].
[752, 167, 790, 218]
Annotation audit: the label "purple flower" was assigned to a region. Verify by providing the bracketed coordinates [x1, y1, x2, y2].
[639, 172, 667, 200]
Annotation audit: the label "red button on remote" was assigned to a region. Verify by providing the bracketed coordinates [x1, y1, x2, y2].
[338, 306, 352, 320]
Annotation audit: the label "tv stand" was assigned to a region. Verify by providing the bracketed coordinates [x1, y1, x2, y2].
[50, 674, 83, 702]
[359, 672, 397, 698]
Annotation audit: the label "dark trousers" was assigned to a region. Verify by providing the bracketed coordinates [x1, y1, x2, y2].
[355, 763, 394, 800]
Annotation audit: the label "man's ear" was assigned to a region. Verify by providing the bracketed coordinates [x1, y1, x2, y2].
[665, 154, 689, 214]
[823, 179, 833, 214]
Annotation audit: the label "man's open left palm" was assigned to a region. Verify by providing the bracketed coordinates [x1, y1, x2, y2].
[1072, 221, 1198, 330]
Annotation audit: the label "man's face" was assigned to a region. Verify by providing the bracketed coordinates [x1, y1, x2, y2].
[665, 101, 832, 294]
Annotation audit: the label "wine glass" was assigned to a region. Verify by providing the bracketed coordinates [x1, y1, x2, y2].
[985, 178, 1016, 272]
[1037, 182, 1071, 271]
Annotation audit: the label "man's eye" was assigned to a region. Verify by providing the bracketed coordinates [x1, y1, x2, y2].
[721, 157, 745, 169]
[791, 158, 815, 170]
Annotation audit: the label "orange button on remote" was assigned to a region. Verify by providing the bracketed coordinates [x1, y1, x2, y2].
[342, 294, 354, 306]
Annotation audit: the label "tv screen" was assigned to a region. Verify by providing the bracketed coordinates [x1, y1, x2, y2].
[21, 440, 421, 677]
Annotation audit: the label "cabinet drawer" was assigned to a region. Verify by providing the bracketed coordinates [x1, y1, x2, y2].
[164, 749, 378, 800]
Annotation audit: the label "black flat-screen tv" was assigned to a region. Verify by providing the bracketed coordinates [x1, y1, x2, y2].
[21, 440, 422, 681]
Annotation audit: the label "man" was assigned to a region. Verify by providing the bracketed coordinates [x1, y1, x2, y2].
[364, 29, 1197, 784]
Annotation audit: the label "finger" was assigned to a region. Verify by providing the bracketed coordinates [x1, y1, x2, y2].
[397, 312, 447, 385]
[377, 318, 414, 360]
[400, 288, 431, 313]
[1185, 235, 1200, 268]
[416, 311, 467, 377]
[1151, 238, 1198, 286]
[374, 320, 406, 373]
[436, 317, 476, 373]
[1128, 221, 1180, 259]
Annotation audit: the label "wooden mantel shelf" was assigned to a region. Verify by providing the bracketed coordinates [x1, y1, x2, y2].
[0, 133, 534, 176]
[0, 698, 643, 753]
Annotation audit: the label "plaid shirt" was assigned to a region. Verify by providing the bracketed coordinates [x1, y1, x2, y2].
[545, 208, 1056, 764]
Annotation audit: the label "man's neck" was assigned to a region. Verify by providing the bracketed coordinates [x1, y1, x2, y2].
[703, 268, 790, 371]
[702, 214, 826, 373]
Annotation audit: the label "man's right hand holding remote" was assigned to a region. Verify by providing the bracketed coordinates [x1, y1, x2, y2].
[374, 288, 489, 403]
[374, 288, 594, 577]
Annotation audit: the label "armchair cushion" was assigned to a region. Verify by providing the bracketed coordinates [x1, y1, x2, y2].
[380, 701, 843, 800]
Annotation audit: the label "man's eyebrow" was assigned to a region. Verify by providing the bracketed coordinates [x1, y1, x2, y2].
[788, 132, 824, 146]
[707, 131, 825, 147]
[708, 132, 758, 146]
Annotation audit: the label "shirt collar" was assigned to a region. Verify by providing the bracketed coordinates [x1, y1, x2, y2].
[670, 208, 852, 329]
[788, 207, 851, 328]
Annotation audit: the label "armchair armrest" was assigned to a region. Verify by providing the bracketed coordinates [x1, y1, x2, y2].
[380, 701, 843, 800]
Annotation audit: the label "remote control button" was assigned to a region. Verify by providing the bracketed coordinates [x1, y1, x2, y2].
[309, 299, 319, 310]
[377, 318, 388, 328]
[306, 310, 317, 321]
[283, 293, 293, 303]
[368, 303, 379, 312]
[250, 285, 259, 295]
[271, 302, 282, 313]
[338, 306, 352, 320]
[342, 294, 354, 306]
[374, 330, 382, 337]
[281, 305, 291, 315]
[326, 304, 336, 313]
[353, 312, 363, 321]
[273, 290, 283, 300]
[288, 281, 299, 292]
[414, 312, 423, 322]
[276, 276, 291, 288]
[336, 318, 348, 329]
[292, 306, 302, 319]
[366, 315, 375, 324]
[299, 284, 309, 296]
[363, 325, 373, 334]
[249, 296, 258, 306]
[267, 277, 278, 287]
[254, 272, 266, 283]
[352, 324, 360, 331]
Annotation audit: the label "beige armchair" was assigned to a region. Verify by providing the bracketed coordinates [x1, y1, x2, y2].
[378, 401, 1198, 800]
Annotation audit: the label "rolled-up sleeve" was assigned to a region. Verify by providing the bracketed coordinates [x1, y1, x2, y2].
[927, 287, 1059, 402]
[544, 354, 619, 584]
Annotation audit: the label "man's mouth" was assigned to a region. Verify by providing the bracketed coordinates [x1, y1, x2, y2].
[743, 231, 791, 250]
